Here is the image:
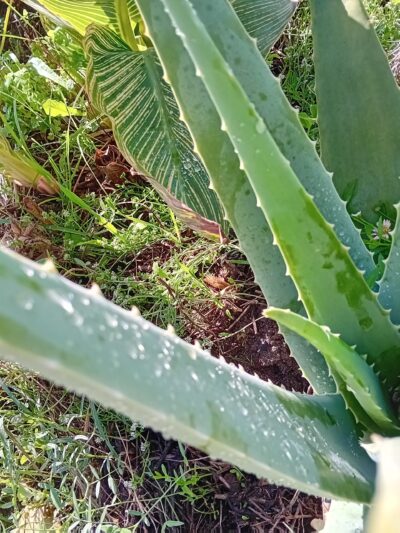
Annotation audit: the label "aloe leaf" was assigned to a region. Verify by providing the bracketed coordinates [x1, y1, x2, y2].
[155, 0, 400, 392]
[230, 0, 297, 55]
[379, 205, 400, 324]
[22, 0, 140, 36]
[310, 0, 400, 221]
[85, 25, 226, 238]
[265, 308, 399, 434]
[138, 0, 374, 276]
[192, 0, 373, 277]
[0, 246, 376, 501]
[136, 0, 334, 393]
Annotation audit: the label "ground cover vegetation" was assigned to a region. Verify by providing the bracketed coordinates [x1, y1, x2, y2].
[0, 0, 399, 531]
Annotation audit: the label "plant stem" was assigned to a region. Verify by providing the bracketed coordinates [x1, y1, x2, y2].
[115, 0, 139, 51]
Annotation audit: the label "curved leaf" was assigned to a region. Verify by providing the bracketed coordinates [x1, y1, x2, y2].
[0, 137, 59, 195]
[265, 308, 399, 435]
[190, 0, 373, 277]
[0, 246, 375, 502]
[230, 0, 297, 55]
[311, 0, 400, 221]
[156, 0, 400, 392]
[85, 25, 226, 238]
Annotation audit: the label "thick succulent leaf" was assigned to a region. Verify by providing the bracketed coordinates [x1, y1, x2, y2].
[379, 204, 400, 325]
[191, 0, 373, 277]
[0, 246, 376, 502]
[229, 0, 297, 55]
[136, 0, 334, 393]
[138, 0, 374, 274]
[265, 308, 399, 434]
[310, 0, 400, 221]
[22, 0, 140, 36]
[85, 25, 226, 238]
[155, 0, 400, 392]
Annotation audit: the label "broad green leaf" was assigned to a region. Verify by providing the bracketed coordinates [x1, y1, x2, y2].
[310, 0, 400, 221]
[137, 0, 335, 392]
[0, 246, 376, 502]
[42, 99, 84, 117]
[24, 0, 295, 53]
[22, 0, 140, 36]
[156, 0, 400, 392]
[230, 0, 297, 55]
[265, 308, 399, 434]
[379, 204, 400, 324]
[85, 25, 226, 238]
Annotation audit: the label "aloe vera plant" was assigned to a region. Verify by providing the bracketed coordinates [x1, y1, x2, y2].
[3, 0, 400, 520]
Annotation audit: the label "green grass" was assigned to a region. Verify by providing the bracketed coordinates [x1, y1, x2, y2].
[272, 0, 399, 141]
[0, 364, 223, 531]
[0, 0, 399, 530]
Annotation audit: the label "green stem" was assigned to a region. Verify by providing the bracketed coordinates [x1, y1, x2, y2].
[115, 0, 138, 51]
[0, 0, 13, 55]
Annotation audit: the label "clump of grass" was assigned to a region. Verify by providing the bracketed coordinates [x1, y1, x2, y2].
[0, 364, 221, 530]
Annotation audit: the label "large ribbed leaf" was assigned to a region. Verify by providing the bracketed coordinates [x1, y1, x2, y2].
[311, 0, 400, 221]
[85, 25, 226, 238]
[154, 0, 400, 393]
[265, 308, 399, 435]
[22, 0, 140, 35]
[230, 0, 297, 55]
[136, 0, 334, 392]
[379, 204, 400, 324]
[0, 246, 376, 501]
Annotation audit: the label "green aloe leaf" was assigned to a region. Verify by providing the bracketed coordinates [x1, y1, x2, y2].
[379, 205, 400, 324]
[136, 0, 334, 393]
[190, 0, 373, 276]
[154, 0, 400, 392]
[0, 246, 376, 502]
[230, 0, 297, 55]
[265, 308, 399, 435]
[310, 0, 400, 221]
[22, 0, 140, 36]
[85, 25, 226, 238]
